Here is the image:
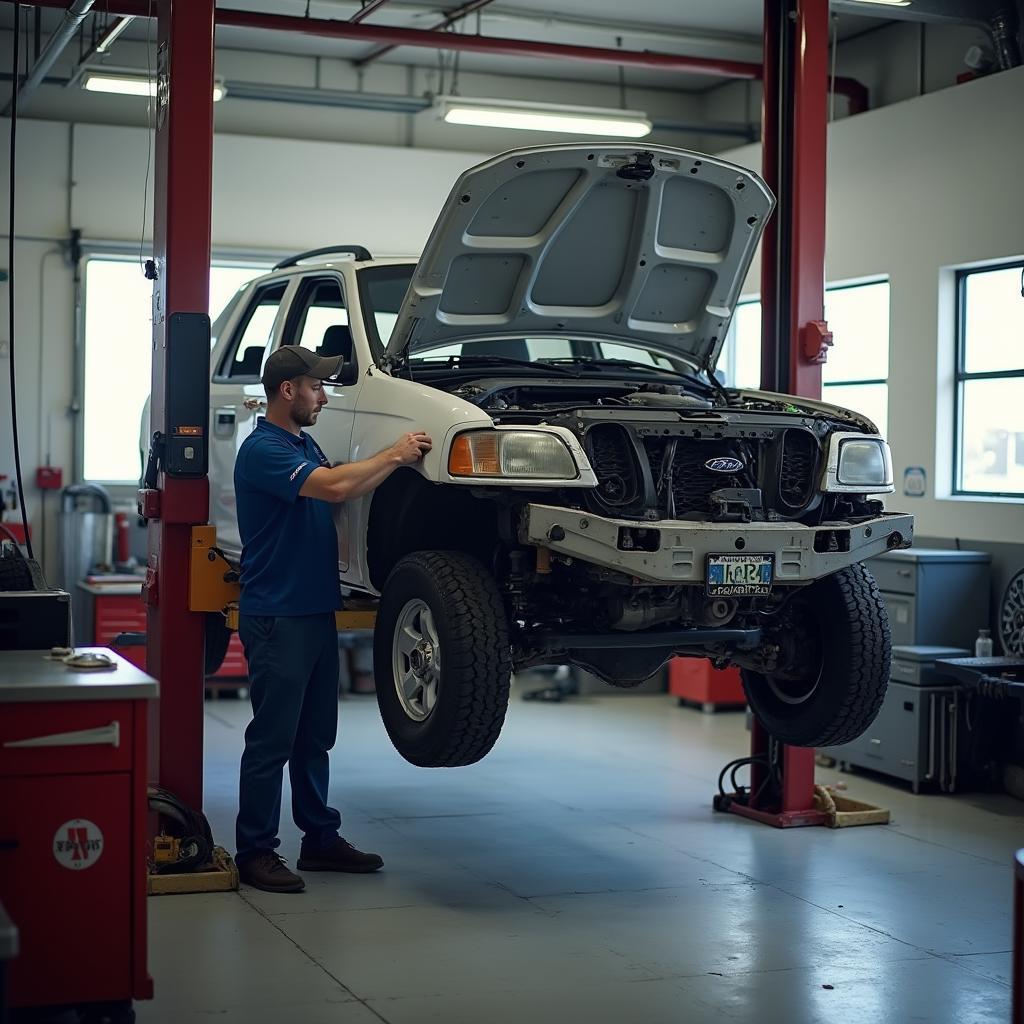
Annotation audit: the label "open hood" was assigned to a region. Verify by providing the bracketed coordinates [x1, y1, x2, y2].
[385, 143, 774, 370]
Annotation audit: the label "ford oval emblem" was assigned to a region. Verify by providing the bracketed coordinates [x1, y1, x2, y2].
[704, 456, 744, 474]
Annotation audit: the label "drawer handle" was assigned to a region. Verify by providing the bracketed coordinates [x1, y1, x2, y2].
[4, 721, 120, 749]
[896, 569, 912, 578]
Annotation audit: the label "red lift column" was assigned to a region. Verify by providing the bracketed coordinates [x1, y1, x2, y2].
[717, 0, 833, 828]
[142, 0, 216, 809]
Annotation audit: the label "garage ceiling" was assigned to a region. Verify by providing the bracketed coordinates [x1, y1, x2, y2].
[1, 1, 890, 92]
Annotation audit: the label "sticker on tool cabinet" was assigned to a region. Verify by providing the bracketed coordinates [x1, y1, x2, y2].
[53, 819, 104, 870]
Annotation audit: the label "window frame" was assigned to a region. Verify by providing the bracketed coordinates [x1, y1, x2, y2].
[77, 250, 278, 486]
[213, 278, 292, 384]
[281, 273, 357, 372]
[952, 259, 1024, 499]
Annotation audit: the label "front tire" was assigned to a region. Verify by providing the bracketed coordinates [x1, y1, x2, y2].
[374, 551, 512, 767]
[741, 563, 891, 747]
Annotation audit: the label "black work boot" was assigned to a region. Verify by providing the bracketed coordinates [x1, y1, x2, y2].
[238, 851, 305, 893]
[297, 837, 384, 873]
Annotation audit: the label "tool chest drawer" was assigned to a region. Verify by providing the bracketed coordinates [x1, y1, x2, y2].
[0, 700, 133, 776]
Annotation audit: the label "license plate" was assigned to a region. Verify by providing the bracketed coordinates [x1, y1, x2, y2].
[706, 553, 774, 596]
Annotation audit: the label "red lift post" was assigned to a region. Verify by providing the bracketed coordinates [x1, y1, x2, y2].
[140, 0, 216, 810]
[715, 0, 833, 828]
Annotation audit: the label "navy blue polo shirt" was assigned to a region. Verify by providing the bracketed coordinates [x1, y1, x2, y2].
[234, 417, 343, 617]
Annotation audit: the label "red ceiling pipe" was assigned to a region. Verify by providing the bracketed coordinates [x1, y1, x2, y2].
[20, 0, 869, 110]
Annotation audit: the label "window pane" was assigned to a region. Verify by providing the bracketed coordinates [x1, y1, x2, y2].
[958, 377, 1024, 495]
[963, 266, 1024, 374]
[823, 281, 889, 384]
[527, 337, 576, 360]
[83, 262, 154, 481]
[732, 301, 763, 389]
[83, 259, 268, 481]
[823, 382, 889, 436]
[226, 283, 286, 378]
[598, 342, 673, 368]
[293, 281, 349, 356]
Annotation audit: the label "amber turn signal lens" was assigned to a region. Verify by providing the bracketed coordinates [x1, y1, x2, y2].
[448, 433, 500, 476]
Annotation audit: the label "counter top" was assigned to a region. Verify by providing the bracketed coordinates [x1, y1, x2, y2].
[0, 648, 158, 702]
[76, 580, 144, 596]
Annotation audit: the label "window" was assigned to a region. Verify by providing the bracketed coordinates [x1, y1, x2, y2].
[954, 261, 1024, 498]
[717, 281, 891, 433]
[82, 257, 270, 482]
[286, 277, 353, 364]
[220, 281, 288, 380]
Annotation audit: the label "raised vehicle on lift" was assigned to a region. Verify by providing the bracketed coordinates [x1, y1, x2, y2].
[171, 143, 914, 768]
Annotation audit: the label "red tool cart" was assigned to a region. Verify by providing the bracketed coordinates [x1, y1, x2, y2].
[79, 578, 248, 680]
[669, 658, 747, 713]
[0, 648, 156, 1022]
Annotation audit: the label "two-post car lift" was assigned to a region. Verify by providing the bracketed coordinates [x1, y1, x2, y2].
[18, 0, 839, 821]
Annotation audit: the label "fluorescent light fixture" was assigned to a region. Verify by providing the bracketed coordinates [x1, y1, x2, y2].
[82, 72, 226, 101]
[434, 96, 652, 138]
[95, 16, 135, 54]
[845, 0, 911, 5]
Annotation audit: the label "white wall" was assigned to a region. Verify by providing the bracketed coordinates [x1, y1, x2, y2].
[717, 65, 1024, 545]
[1, 64, 1023, 587]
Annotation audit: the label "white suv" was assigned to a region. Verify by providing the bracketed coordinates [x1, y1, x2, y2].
[159, 143, 913, 768]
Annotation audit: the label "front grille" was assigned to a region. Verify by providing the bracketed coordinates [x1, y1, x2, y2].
[780, 429, 818, 508]
[644, 438, 750, 516]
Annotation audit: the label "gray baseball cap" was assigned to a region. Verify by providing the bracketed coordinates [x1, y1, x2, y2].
[262, 345, 343, 392]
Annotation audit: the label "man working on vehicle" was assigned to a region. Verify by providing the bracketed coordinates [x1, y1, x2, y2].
[234, 344, 432, 893]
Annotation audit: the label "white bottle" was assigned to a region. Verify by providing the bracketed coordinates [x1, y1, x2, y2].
[975, 628, 993, 658]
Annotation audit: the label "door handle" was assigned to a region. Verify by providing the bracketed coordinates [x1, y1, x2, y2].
[243, 398, 267, 412]
[4, 722, 120, 749]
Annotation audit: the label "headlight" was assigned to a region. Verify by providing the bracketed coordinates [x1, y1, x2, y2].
[823, 433, 894, 492]
[448, 430, 578, 480]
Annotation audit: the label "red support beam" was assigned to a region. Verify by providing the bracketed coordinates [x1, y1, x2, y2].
[145, 0, 215, 809]
[719, 0, 833, 830]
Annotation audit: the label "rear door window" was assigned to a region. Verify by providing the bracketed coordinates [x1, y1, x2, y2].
[217, 281, 288, 381]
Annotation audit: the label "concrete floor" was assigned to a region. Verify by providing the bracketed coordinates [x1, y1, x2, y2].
[137, 685, 1021, 1024]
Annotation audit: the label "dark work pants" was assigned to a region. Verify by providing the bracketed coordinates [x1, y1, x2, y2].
[236, 613, 341, 863]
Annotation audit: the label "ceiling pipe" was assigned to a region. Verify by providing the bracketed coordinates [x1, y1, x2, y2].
[14, 1, 870, 114]
[2, 0, 96, 115]
[354, 0, 498, 68]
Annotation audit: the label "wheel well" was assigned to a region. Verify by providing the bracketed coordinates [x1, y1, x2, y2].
[366, 472, 501, 590]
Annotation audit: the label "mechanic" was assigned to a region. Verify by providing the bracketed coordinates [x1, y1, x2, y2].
[233, 344, 432, 894]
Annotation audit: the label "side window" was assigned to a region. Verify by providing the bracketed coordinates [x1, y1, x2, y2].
[286, 277, 355, 367]
[220, 281, 288, 379]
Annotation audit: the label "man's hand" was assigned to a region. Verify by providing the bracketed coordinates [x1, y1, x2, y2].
[390, 431, 433, 465]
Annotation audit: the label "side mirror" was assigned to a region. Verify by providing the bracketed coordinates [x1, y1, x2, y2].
[332, 362, 359, 387]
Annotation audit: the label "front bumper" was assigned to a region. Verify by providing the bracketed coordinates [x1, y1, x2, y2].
[520, 504, 914, 585]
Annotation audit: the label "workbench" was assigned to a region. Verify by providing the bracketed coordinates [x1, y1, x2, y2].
[0, 648, 156, 1019]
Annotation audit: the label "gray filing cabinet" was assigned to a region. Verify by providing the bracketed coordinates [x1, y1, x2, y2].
[823, 646, 969, 793]
[869, 548, 990, 650]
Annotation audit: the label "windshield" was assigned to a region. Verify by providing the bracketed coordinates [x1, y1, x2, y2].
[359, 263, 701, 376]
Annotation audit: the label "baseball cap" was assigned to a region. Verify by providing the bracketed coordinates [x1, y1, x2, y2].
[262, 345, 344, 392]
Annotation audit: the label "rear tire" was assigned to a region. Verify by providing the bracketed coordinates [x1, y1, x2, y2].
[374, 551, 512, 767]
[741, 563, 890, 747]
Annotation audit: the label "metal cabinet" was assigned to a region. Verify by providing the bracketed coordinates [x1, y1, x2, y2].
[870, 548, 990, 650]
[0, 650, 156, 1016]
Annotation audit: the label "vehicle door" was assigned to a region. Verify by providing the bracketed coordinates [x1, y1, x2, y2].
[273, 272, 359, 571]
[209, 278, 292, 555]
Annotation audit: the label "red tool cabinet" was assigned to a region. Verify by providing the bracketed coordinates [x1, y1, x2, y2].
[82, 580, 248, 679]
[0, 649, 156, 1018]
[668, 657, 747, 712]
